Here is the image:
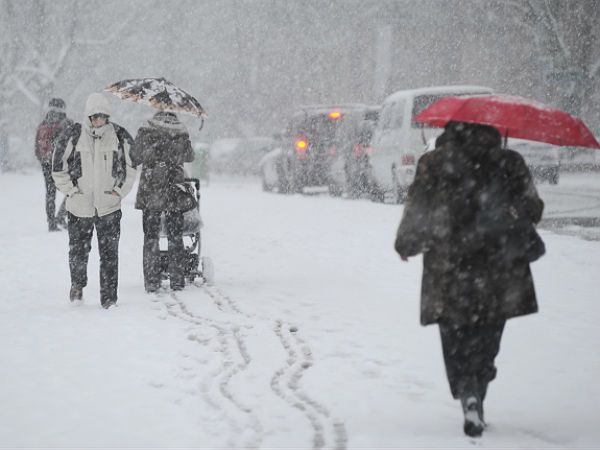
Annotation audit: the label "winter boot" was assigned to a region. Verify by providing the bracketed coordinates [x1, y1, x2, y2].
[49, 221, 60, 232]
[145, 282, 160, 294]
[102, 300, 117, 309]
[461, 395, 484, 438]
[70, 286, 83, 302]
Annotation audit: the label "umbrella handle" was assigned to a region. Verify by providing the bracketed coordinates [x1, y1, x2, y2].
[198, 117, 205, 131]
[503, 129, 508, 149]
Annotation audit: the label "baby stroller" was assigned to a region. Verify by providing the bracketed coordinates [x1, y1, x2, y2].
[158, 178, 214, 286]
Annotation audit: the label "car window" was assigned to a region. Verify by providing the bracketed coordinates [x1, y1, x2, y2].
[296, 115, 339, 145]
[333, 112, 369, 151]
[411, 94, 445, 123]
[411, 92, 491, 128]
[391, 99, 406, 128]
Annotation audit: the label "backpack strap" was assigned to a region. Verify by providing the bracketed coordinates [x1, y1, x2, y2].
[52, 123, 81, 171]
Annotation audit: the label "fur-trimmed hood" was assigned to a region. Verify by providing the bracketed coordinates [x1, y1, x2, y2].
[147, 111, 188, 134]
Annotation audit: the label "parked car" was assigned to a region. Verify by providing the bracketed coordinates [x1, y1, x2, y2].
[510, 139, 560, 184]
[260, 104, 371, 194]
[211, 137, 274, 176]
[259, 132, 286, 192]
[368, 85, 493, 203]
[329, 106, 380, 197]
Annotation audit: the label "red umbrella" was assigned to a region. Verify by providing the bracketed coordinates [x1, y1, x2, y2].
[414, 94, 600, 149]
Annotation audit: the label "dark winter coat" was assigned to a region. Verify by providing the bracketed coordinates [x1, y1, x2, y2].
[35, 111, 73, 163]
[131, 114, 194, 211]
[394, 124, 544, 326]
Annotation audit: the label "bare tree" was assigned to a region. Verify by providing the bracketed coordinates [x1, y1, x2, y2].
[485, 0, 600, 117]
[0, 0, 137, 169]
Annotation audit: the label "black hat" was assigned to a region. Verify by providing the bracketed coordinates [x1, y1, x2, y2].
[48, 98, 66, 111]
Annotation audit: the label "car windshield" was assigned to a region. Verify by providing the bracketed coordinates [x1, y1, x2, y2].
[293, 114, 341, 146]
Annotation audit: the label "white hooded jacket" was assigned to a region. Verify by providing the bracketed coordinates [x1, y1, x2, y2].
[52, 93, 137, 217]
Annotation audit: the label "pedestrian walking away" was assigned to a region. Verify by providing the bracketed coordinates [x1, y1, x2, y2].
[34, 98, 73, 231]
[130, 111, 195, 293]
[394, 121, 545, 438]
[52, 93, 137, 309]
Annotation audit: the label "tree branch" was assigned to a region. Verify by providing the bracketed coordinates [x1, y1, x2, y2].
[12, 75, 42, 106]
[543, 0, 570, 59]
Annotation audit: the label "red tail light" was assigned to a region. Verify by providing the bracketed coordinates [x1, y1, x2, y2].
[354, 143, 374, 157]
[401, 153, 415, 165]
[329, 146, 337, 156]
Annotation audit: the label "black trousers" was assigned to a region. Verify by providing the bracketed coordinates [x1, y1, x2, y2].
[142, 210, 185, 290]
[68, 210, 122, 305]
[439, 321, 505, 400]
[41, 162, 66, 226]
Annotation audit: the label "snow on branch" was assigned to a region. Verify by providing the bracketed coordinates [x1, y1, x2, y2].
[12, 75, 41, 106]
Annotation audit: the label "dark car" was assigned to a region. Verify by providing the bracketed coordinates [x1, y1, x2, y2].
[329, 106, 380, 197]
[260, 104, 373, 194]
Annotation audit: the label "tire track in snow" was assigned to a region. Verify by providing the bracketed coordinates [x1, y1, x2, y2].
[153, 290, 263, 448]
[197, 282, 347, 450]
[271, 320, 347, 450]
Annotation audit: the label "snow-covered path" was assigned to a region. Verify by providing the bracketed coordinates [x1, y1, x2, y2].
[1, 170, 599, 449]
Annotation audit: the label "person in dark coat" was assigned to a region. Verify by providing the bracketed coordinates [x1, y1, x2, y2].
[34, 98, 73, 231]
[131, 111, 195, 292]
[394, 122, 544, 437]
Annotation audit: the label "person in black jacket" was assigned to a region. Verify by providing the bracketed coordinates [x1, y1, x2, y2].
[34, 98, 73, 231]
[131, 111, 195, 292]
[394, 122, 544, 438]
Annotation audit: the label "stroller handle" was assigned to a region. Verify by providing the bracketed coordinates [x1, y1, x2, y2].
[184, 177, 201, 201]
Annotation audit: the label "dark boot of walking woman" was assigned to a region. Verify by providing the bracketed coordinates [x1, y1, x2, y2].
[461, 395, 484, 437]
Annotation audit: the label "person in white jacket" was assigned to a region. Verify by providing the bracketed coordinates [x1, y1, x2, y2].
[52, 93, 136, 308]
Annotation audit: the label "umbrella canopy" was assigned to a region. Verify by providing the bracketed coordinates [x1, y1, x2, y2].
[104, 77, 207, 118]
[414, 94, 600, 149]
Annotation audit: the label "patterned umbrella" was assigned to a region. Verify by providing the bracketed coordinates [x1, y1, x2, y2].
[104, 77, 207, 119]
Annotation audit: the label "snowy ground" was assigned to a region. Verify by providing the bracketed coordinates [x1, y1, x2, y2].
[1, 170, 599, 449]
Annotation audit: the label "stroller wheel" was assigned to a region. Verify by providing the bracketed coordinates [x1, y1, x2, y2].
[201, 256, 215, 286]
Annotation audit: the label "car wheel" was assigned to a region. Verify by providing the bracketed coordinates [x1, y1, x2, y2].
[328, 183, 343, 197]
[289, 175, 303, 194]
